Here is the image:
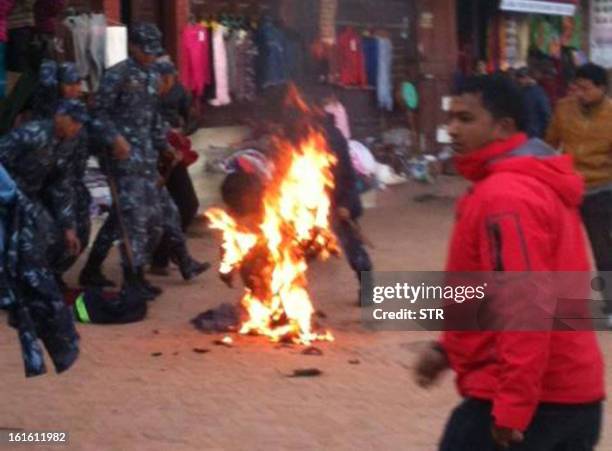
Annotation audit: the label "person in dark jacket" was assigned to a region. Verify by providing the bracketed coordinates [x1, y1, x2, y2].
[415, 75, 604, 451]
[516, 67, 552, 138]
[149, 60, 202, 276]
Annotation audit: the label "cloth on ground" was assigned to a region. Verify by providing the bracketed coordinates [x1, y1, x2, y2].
[191, 303, 240, 333]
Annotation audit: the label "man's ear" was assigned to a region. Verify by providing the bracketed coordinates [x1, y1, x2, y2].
[494, 117, 517, 140]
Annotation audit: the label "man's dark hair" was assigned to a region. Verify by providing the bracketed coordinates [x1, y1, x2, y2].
[575, 63, 608, 88]
[455, 75, 526, 132]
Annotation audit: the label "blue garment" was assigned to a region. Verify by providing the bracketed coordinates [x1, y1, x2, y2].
[256, 17, 287, 88]
[362, 37, 378, 87]
[522, 84, 552, 139]
[92, 58, 167, 177]
[0, 119, 75, 231]
[0, 163, 79, 378]
[377, 37, 393, 111]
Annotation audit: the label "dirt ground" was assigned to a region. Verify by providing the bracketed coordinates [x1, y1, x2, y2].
[1, 164, 610, 450]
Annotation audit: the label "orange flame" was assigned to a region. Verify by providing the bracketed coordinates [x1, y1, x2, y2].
[206, 89, 338, 345]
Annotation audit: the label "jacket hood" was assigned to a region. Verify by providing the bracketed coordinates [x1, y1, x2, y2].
[455, 134, 584, 208]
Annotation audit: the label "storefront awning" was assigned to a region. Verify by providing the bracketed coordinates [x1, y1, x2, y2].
[500, 0, 577, 16]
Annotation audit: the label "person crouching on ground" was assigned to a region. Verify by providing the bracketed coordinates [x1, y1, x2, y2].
[415, 75, 605, 450]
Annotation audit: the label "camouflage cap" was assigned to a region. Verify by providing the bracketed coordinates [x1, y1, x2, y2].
[58, 62, 81, 84]
[56, 99, 89, 124]
[153, 60, 177, 76]
[39, 59, 59, 87]
[129, 22, 164, 56]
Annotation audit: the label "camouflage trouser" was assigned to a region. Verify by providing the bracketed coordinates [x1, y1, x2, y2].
[88, 183, 187, 269]
[1, 191, 79, 377]
[88, 175, 163, 269]
[55, 184, 91, 275]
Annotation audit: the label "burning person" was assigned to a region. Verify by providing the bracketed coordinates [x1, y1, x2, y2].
[207, 84, 372, 344]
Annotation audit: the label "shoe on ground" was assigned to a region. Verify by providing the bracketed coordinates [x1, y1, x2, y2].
[180, 259, 211, 281]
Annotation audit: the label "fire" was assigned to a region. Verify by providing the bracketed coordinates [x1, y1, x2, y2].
[206, 88, 338, 345]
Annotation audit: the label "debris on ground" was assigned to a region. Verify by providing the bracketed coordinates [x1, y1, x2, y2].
[213, 336, 234, 348]
[151, 352, 163, 357]
[348, 359, 361, 365]
[191, 303, 239, 333]
[287, 368, 323, 378]
[302, 347, 324, 356]
[192, 348, 210, 354]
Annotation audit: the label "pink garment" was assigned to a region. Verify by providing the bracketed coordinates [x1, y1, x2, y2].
[209, 24, 231, 106]
[0, 0, 15, 42]
[324, 101, 351, 140]
[179, 24, 211, 97]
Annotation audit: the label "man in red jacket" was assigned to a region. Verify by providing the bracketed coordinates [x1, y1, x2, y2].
[415, 76, 605, 450]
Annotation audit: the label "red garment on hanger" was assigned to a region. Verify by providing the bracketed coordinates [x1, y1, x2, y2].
[337, 27, 367, 87]
[180, 23, 211, 97]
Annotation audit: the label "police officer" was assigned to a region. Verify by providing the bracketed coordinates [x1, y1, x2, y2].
[82, 23, 208, 299]
[32, 60, 83, 120]
[0, 99, 89, 274]
[30, 62, 93, 287]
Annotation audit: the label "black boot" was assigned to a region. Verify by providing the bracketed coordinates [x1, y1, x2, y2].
[122, 267, 156, 302]
[79, 257, 116, 288]
[170, 243, 211, 281]
[138, 268, 163, 297]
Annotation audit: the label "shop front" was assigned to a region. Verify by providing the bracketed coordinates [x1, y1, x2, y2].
[456, 0, 586, 103]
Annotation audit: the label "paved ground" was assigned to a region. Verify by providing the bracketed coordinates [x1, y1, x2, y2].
[0, 137, 610, 450]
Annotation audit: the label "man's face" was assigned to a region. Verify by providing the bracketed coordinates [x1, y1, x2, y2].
[55, 115, 83, 140]
[130, 45, 157, 67]
[448, 93, 502, 154]
[60, 82, 82, 99]
[574, 78, 606, 108]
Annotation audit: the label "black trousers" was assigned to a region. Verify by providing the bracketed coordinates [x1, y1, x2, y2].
[439, 398, 602, 451]
[152, 164, 199, 268]
[581, 190, 612, 314]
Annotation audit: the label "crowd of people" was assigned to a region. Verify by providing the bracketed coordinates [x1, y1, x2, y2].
[0, 23, 214, 376]
[0, 12, 609, 450]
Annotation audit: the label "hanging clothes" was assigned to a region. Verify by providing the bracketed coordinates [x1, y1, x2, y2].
[256, 16, 288, 88]
[362, 36, 378, 87]
[377, 37, 393, 111]
[234, 30, 258, 102]
[64, 14, 90, 81]
[337, 27, 367, 87]
[226, 30, 238, 96]
[179, 23, 211, 98]
[105, 25, 127, 68]
[0, 0, 15, 42]
[88, 13, 106, 91]
[0, 0, 14, 98]
[517, 16, 529, 68]
[209, 23, 231, 106]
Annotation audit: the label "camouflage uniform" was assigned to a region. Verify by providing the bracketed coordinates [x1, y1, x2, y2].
[31, 61, 92, 270]
[83, 52, 209, 285]
[0, 160, 80, 377]
[0, 119, 77, 271]
[89, 51, 167, 272]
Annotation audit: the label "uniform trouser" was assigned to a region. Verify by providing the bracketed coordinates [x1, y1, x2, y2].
[88, 175, 163, 271]
[439, 398, 602, 451]
[333, 216, 373, 292]
[152, 164, 199, 268]
[55, 185, 92, 275]
[581, 190, 612, 314]
[88, 178, 186, 270]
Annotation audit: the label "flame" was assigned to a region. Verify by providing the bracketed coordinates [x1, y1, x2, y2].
[206, 88, 338, 345]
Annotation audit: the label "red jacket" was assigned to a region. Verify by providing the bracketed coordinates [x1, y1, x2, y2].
[441, 133, 605, 431]
[337, 27, 367, 87]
